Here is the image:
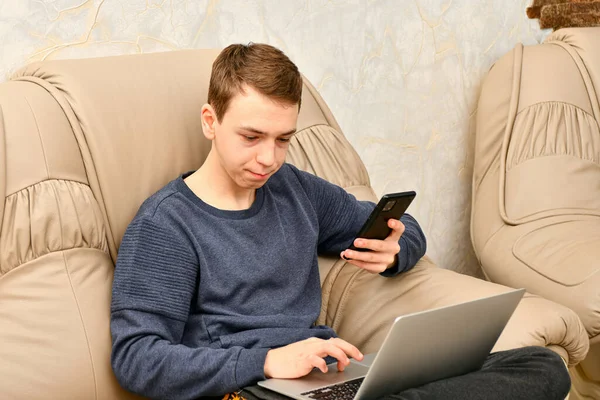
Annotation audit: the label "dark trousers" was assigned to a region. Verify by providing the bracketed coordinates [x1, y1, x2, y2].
[240, 346, 571, 400]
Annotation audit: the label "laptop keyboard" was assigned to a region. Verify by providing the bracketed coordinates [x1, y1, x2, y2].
[300, 377, 365, 399]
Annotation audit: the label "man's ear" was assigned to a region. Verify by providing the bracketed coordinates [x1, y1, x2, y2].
[201, 104, 217, 140]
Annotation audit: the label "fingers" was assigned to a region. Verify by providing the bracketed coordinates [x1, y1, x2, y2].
[310, 354, 328, 373]
[328, 338, 364, 361]
[351, 238, 390, 252]
[340, 219, 404, 270]
[387, 219, 405, 241]
[348, 220, 404, 253]
[340, 246, 398, 273]
[312, 338, 363, 365]
[342, 246, 398, 264]
[344, 258, 388, 273]
[303, 338, 364, 374]
[317, 341, 351, 368]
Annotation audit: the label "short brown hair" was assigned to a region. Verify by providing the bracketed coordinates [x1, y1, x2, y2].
[208, 43, 303, 122]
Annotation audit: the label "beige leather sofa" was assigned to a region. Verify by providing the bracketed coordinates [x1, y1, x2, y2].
[0, 49, 589, 399]
[472, 27, 600, 399]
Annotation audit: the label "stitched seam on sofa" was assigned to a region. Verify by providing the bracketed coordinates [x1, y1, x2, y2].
[331, 267, 362, 332]
[514, 100, 596, 119]
[295, 123, 330, 134]
[24, 97, 50, 180]
[512, 223, 600, 287]
[558, 316, 573, 364]
[482, 213, 600, 259]
[0, 248, 110, 281]
[49, 177, 65, 251]
[498, 205, 600, 228]
[5, 177, 89, 198]
[479, 224, 507, 266]
[65, 181, 86, 248]
[498, 43, 523, 227]
[28, 185, 34, 275]
[62, 250, 98, 400]
[500, 209, 600, 225]
[506, 153, 600, 173]
[85, 181, 108, 253]
[558, 308, 594, 364]
[320, 258, 348, 326]
[550, 314, 571, 363]
[473, 150, 501, 196]
[0, 107, 6, 255]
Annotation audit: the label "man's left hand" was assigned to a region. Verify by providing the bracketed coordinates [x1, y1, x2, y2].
[340, 219, 405, 274]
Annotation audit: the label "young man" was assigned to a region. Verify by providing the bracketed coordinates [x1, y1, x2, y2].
[110, 43, 571, 400]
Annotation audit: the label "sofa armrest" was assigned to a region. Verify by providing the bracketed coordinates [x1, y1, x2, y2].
[478, 221, 600, 341]
[318, 255, 589, 367]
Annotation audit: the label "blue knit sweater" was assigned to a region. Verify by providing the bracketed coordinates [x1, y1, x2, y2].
[110, 163, 426, 399]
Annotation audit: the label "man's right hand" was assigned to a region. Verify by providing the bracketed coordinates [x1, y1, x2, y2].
[263, 337, 364, 379]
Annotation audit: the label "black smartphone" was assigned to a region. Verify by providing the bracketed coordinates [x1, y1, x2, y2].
[348, 191, 416, 252]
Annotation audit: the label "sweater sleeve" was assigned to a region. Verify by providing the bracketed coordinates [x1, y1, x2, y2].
[288, 165, 426, 276]
[110, 216, 268, 399]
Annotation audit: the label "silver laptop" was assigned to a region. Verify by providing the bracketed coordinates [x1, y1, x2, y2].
[258, 288, 525, 400]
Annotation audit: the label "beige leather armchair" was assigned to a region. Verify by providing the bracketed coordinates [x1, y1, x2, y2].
[472, 27, 600, 399]
[0, 49, 589, 399]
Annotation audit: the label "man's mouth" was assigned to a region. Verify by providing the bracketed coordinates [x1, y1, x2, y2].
[248, 171, 271, 179]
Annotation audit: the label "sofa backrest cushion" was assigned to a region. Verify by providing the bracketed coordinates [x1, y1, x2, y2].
[8, 49, 375, 264]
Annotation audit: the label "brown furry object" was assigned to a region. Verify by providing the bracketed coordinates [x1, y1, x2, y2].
[527, 0, 600, 29]
[527, 0, 592, 18]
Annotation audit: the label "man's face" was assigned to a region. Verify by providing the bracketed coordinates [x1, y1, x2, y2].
[203, 85, 299, 190]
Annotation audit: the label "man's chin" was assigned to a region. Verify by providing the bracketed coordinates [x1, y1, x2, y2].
[248, 180, 269, 189]
[238, 177, 269, 190]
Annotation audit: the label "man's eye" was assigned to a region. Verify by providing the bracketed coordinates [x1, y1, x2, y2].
[243, 136, 258, 141]
[278, 138, 291, 143]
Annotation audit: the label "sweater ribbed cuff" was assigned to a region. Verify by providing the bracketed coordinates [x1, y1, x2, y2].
[235, 347, 270, 388]
[379, 236, 408, 277]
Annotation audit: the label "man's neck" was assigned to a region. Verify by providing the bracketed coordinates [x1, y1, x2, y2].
[184, 153, 256, 211]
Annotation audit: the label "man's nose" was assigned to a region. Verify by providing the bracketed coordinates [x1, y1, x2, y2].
[256, 141, 276, 166]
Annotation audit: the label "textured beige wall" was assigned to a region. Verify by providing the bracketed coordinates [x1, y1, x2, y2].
[0, 0, 549, 277]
